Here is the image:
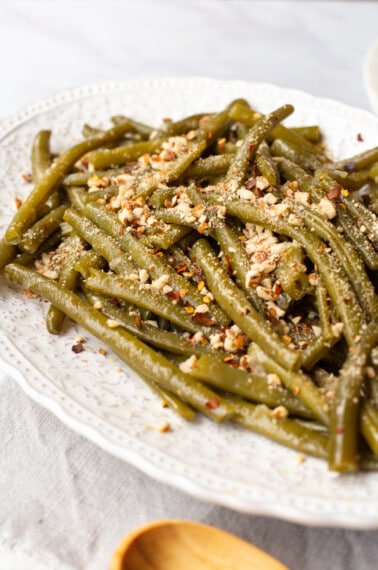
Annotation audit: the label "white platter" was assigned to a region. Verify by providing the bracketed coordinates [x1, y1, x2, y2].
[1, 77, 378, 528]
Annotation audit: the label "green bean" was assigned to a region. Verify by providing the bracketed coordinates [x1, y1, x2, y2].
[86, 138, 166, 169]
[3, 263, 234, 422]
[330, 169, 372, 191]
[150, 186, 175, 209]
[270, 138, 322, 172]
[212, 222, 264, 312]
[31, 130, 52, 184]
[191, 239, 300, 371]
[18, 205, 67, 254]
[187, 355, 313, 419]
[82, 124, 103, 138]
[332, 147, 378, 172]
[291, 126, 322, 143]
[63, 168, 128, 187]
[63, 208, 135, 275]
[227, 396, 328, 459]
[369, 162, 378, 183]
[162, 113, 208, 136]
[84, 201, 230, 327]
[299, 204, 378, 317]
[249, 344, 329, 426]
[86, 268, 216, 335]
[226, 104, 294, 186]
[0, 239, 18, 272]
[13, 230, 62, 267]
[111, 115, 161, 139]
[74, 249, 106, 279]
[328, 320, 378, 472]
[5, 120, 136, 244]
[360, 399, 378, 456]
[140, 224, 192, 250]
[275, 243, 309, 301]
[84, 288, 216, 357]
[228, 102, 326, 158]
[255, 141, 279, 185]
[46, 235, 83, 334]
[335, 204, 378, 270]
[181, 154, 232, 181]
[277, 159, 314, 192]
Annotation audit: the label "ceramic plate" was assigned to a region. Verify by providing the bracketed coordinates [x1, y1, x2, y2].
[1, 78, 377, 528]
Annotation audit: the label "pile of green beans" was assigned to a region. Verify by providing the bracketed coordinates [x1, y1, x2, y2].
[1, 99, 378, 472]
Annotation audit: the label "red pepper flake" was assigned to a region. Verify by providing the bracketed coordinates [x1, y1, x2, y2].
[166, 290, 181, 302]
[111, 298, 120, 307]
[14, 197, 23, 210]
[327, 183, 342, 201]
[234, 335, 247, 349]
[205, 397, 219, 410]
[134, 313, 142, 328]
[206, 131, 213, 139]
[72, 343, 84, 354]
[273, 281, 282, 296]
[336, 427, 344, 435]
[248, 144, 255, 153]
[192, 313, 215, 326]
[175, 261, 188, 274]
[357, 133, 363, 142]
[119, 226, 125, 237]
[21, 173, 32, 183]
[162, 117, 172, 123]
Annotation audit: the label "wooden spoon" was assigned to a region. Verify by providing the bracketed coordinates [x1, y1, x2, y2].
[110, 519, 288, 570]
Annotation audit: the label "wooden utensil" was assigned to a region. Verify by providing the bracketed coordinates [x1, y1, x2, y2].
[110, 519, 288, 569]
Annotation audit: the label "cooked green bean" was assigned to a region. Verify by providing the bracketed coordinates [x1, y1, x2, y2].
[63, 208, 136, 275]
[46, 235, 83, 334]
[18, 204, 67, 254]
[84, 201, 229, 327]
[6, 120, 136, 244]
[332, 147, 378, 172]
[86, 138, 166, 169]
[226, 104, 294, 186]
[0, 239, 18, 272]
[328, 320, 378, 472]
[255, 141, 279, 185]
[86, 268, 216, 335]
[227, 396, 328, 459]
[3, 263, 234, 422]
[31, 130, 52, 184]
[291, 126, 322, 143]
[275, 243, 309, 301]
[228, 102, 326, 158]
[84, 288, 217, 357]
[270, 138, 322, 172]
[187, 354, 313, 418]
[250, 344, 329, 426]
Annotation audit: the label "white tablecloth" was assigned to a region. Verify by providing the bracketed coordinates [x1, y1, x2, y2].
[1, 2, 378, 568]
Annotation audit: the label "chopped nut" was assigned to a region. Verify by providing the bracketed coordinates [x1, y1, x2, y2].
[106, 319, 122, 328]
[271, 405, 289, 420]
